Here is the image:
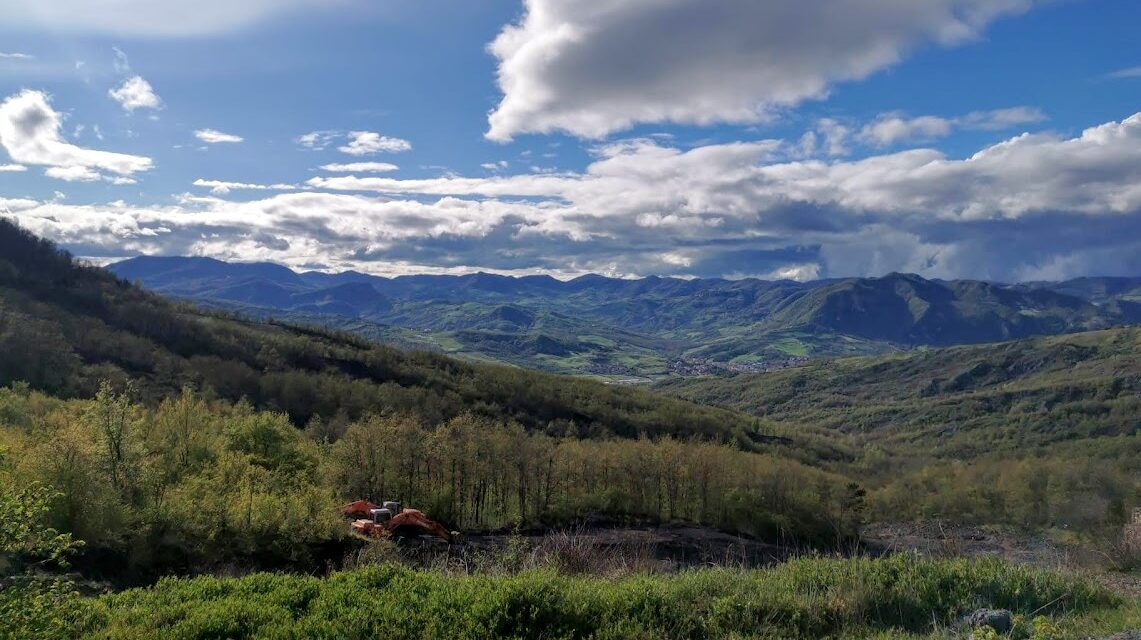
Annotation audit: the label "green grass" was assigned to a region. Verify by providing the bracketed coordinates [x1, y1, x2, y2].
[74, 555, 1129, 640]
[771, 336, 809, 356]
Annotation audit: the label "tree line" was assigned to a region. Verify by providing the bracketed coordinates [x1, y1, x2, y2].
[0, 382, 852, 583]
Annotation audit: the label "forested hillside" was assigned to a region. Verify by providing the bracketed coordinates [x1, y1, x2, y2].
[2, 221, 1138, 572]
[0, 218, 873, 584]
[660, 328, 1141, 527]
[110, 255, 1141, 378]
[658, 327, 1140, 459]
[0, 219, 767, 447]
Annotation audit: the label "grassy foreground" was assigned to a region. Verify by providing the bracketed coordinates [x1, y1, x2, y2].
[69, 555, 1138, 640]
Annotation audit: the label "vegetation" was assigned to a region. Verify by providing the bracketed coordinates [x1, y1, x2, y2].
[74, 555, 1128, 639]
[2, 222, 1139, 638]
[0, 218, 765, 446]
[109, 255, 1141, 377]
[0, 383, 852, 583]
[0, 471, 84, 640]
[661, 328, 1141, 530]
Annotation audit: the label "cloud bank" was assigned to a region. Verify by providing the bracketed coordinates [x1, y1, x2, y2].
[8, 112, 1141, 281]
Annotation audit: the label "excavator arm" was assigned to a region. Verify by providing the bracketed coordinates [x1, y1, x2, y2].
[387, 509, 453, 543]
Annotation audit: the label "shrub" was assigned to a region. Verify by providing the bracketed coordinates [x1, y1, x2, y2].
[76, 554, 1119, 640]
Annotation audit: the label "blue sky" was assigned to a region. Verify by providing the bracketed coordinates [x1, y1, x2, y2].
[1, 0, 1139, 281]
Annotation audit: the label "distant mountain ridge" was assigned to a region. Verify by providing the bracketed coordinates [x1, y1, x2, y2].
[109, 256, 1141, 379]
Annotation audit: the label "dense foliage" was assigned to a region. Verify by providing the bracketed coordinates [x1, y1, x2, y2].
[76, 555, 1122, 639]
[661, 328, 1141, 529]
[0, 383, 852, 583]
[0, 472, 84, 640]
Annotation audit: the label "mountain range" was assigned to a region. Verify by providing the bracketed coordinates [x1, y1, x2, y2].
[109, 256, 1141, 379]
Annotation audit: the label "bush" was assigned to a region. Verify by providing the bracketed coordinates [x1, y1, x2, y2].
[76, 554, 1119, 640]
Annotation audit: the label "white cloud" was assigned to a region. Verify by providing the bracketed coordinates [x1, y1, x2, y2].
[958, 106, 1047, 130]
[0, 164, 26, 172]
[108, 76, 162, 112]
[194, 129, 244, 144]
[339, 131, 412, 155]
[856, 106, 1047, 146]
[1107, 66, 1141, 80]
[859, 114, 953, 146]
[193, 179, 297, 194]
[319, 162, 399, 173]
[766, 263, 822, 282]
[486, 0, 1036, 140]
[0, 53, 35, 61]
[45, 165, 102, 182]
[481, 160, 510, 171]
[311, 111, 1141, 233]
[3, 1, 335, 37]
[297, 130, 339, 150]
[0, 90, 153, 179]
[816, 119, 852, 156]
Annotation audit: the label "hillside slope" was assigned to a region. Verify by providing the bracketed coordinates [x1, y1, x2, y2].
[110, 256, 1141, 377]
[658, 327, 1141, 462]
[0, 219, 772, 447]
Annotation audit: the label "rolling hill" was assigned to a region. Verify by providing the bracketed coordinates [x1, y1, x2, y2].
[657, 326, 1141, 463]
[109, 256, 1141, 378]
[0, 219, 775, 448]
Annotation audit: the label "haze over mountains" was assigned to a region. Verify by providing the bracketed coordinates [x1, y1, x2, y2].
[110, 256, 1141, 379]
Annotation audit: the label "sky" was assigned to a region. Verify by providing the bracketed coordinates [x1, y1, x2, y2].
[0, 0, 1139, 282]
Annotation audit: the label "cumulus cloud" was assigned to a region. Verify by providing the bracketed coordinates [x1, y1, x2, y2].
[193, 179, 297, 195]
[10, 112, 1141, 281]
[309, 113, 1141, 223]
[45, 165, 102, 182]
[858, 114, 953, 146]
[108, 76, 162, 112]
[3, 0, 335, 37]
[0, 90, 153, 181]
[319, 162, 399, 173]
[308, 112, 1141, 277]
[856, 106, 1047, 146]
[486, 0, 1036, 140]
[194, 129, 244, 144]
[0, 164, 26, 172]
[339, 131, 412, 155]
[0, 53, 35, 61]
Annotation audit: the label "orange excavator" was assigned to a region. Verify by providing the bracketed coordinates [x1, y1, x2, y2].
[342, 500, 454, 543]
